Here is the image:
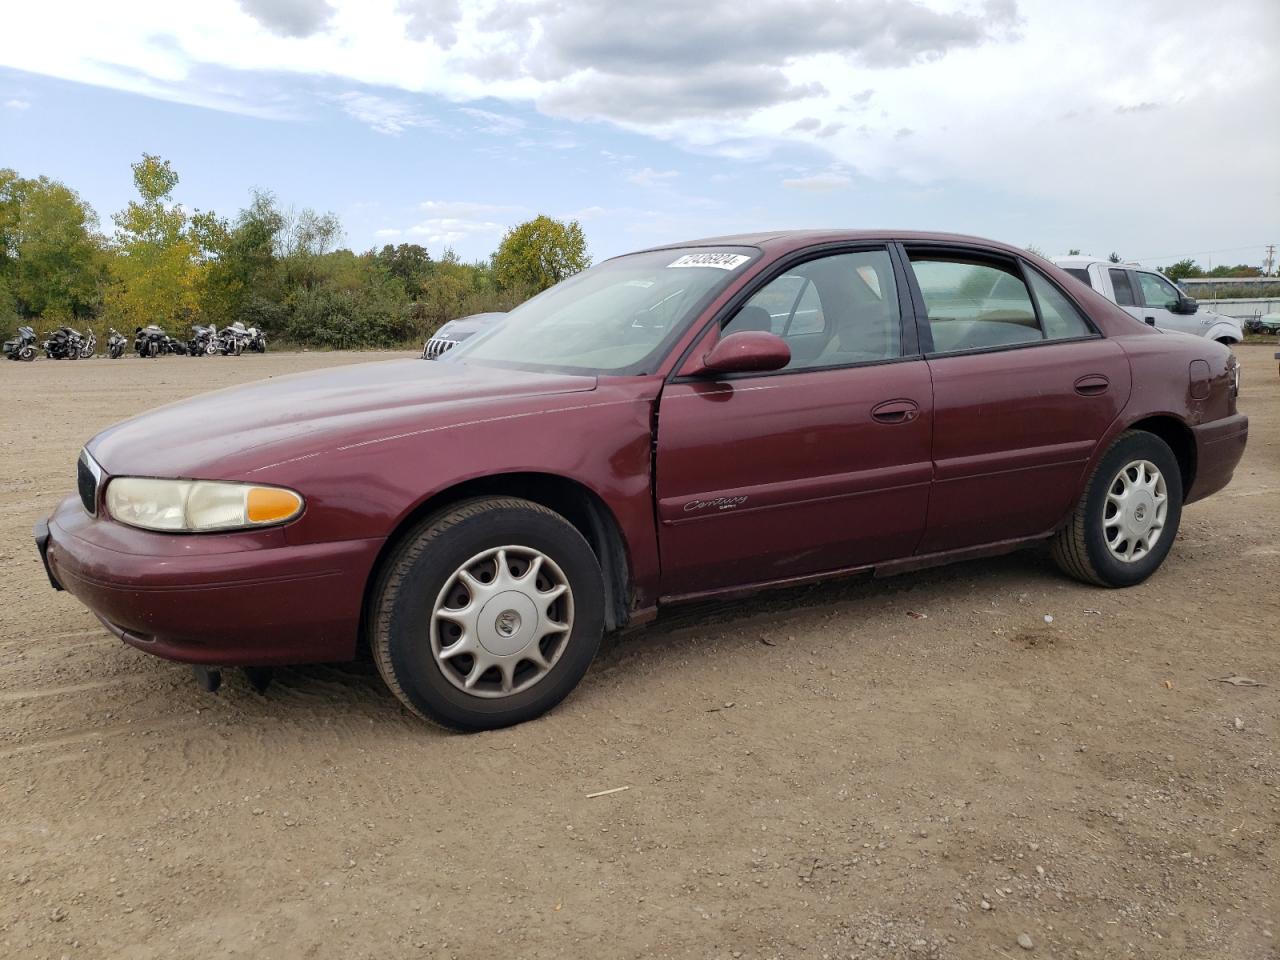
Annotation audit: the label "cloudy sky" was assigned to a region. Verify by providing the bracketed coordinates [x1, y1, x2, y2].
[1, 0, 1276, 267]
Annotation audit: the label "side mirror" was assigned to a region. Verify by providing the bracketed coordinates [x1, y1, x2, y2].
[692, 331, 791, 376]
[1172, 295, 1199, 315]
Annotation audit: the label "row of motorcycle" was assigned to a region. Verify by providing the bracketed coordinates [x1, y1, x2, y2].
[4, 323, 267, 361]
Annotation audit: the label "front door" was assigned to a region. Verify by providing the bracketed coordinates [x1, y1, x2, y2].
[653, 247, 933, 597]
[903, 245, 1133, 554]
[1132, 270, 1202, 336]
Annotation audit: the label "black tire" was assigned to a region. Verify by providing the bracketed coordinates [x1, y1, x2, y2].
[1052, 430, 1183, 587]
[19, 346, 36, 361]
[370, 497, 605, 731]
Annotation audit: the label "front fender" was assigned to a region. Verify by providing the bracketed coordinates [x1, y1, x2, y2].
[1202, 319, 1242, 343]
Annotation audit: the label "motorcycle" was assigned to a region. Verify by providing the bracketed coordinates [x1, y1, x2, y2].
[107, 327, 128, 359]
[219, 321, 248, 356]
[134, 324, 169, 358]
[3, 325, 38, 361]
[165, 335, 190, 356]
[43, 326, 86, 360]
[188, 324, 220, 357]
[244, 325, 267, 353]
[78, 329, 98, 358]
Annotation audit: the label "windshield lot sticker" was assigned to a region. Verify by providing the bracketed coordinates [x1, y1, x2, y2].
[667, 253, 751, 271]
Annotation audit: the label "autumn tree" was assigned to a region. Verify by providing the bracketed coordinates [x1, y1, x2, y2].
[492, 215, 589, 294]
[104, 154, 201, 329]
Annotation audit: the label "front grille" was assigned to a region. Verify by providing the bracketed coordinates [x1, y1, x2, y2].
[424, 336, 458, 360]
[77, 450, 101, 516]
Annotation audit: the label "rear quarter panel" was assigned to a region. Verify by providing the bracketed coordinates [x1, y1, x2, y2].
[1076, 332, 1240, 506]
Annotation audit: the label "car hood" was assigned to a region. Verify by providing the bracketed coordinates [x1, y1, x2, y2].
[88, 358, 597, 478]
[435, 314, 504, 339]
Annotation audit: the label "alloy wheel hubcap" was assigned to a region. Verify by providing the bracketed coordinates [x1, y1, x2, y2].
[1103, 459, 1168, 563]
[430, 546, 574, 699]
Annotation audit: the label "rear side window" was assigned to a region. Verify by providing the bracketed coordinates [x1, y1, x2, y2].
[1109, 268, 1136, 306]
[1063, 267, 1092, 288]
[909, 256, 1040, 353]
[1026, 269, 1093, 340]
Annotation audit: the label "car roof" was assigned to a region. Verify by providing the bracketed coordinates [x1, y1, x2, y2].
[1052, 256, 1150, 270]
[630, 229, 1045, 259]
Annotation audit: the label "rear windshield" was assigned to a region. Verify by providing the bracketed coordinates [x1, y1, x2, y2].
[448, 246, 758, 375]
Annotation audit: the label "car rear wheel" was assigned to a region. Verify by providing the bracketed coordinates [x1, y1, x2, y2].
[1052, 430, 1183, 587]
[370, 497, 605, 731]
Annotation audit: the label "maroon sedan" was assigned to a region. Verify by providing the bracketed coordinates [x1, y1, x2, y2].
[37, 231, 1248, 730]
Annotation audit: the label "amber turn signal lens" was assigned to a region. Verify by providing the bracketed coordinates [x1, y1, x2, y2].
[246, 487, 304, 524]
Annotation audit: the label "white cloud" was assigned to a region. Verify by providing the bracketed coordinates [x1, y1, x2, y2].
[407, 217, 504, 245]
[4, 98, 31, 110]
[459, 106, 524, 135]
[333, 91, 432, 134]
[418, 200, 523, 218]
[782, 172, 852, 192]
[374, 199, 530, 248]
[627, 167, 680, 188]
[1, 0, 1276, 252]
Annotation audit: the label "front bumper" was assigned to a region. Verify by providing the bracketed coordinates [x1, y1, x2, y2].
[1186, 413, 1248, 504]
[40, 495, 383, 666]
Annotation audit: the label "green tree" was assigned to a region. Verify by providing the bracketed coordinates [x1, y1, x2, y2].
[1107, 252, 1122, 263]
[1206, 263, 1262, 278]
[196, 190, 286, 327]
[1067, 248, 1081, 256]
[492, 215, 589, 293]
[284, 248, 412, 348]
[105, 155, 201, 329]
[1162, 258, 1202, 281]
[278, 207, 342, 293]
[0, 169, 106, 322]
[374, 243, 432, 295]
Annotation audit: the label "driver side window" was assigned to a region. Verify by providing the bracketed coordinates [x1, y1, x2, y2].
[1136, 272, 1180, 310]
[721, 249, 901, 371]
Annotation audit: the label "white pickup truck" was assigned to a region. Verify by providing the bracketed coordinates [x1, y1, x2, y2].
[1052, 256, 1243, 345]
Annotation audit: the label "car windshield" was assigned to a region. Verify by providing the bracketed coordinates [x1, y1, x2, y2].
[447, 246, 759, 374]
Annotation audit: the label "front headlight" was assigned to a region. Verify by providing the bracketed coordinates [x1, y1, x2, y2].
[105, 478, 304, 532]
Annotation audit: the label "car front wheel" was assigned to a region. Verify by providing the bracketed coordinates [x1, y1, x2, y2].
[1052, 430, 1183, 587]
[370, 497, 605, 730]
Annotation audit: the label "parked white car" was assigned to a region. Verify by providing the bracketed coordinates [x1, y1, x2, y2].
[1052, 257, 1243, 344]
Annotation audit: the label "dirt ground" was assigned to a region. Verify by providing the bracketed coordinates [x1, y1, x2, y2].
[1, 347, 1276, 960]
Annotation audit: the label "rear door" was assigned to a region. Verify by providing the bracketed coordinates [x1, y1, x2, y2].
[653, 245, 933, 597]
[903, 244, 1132, 554]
